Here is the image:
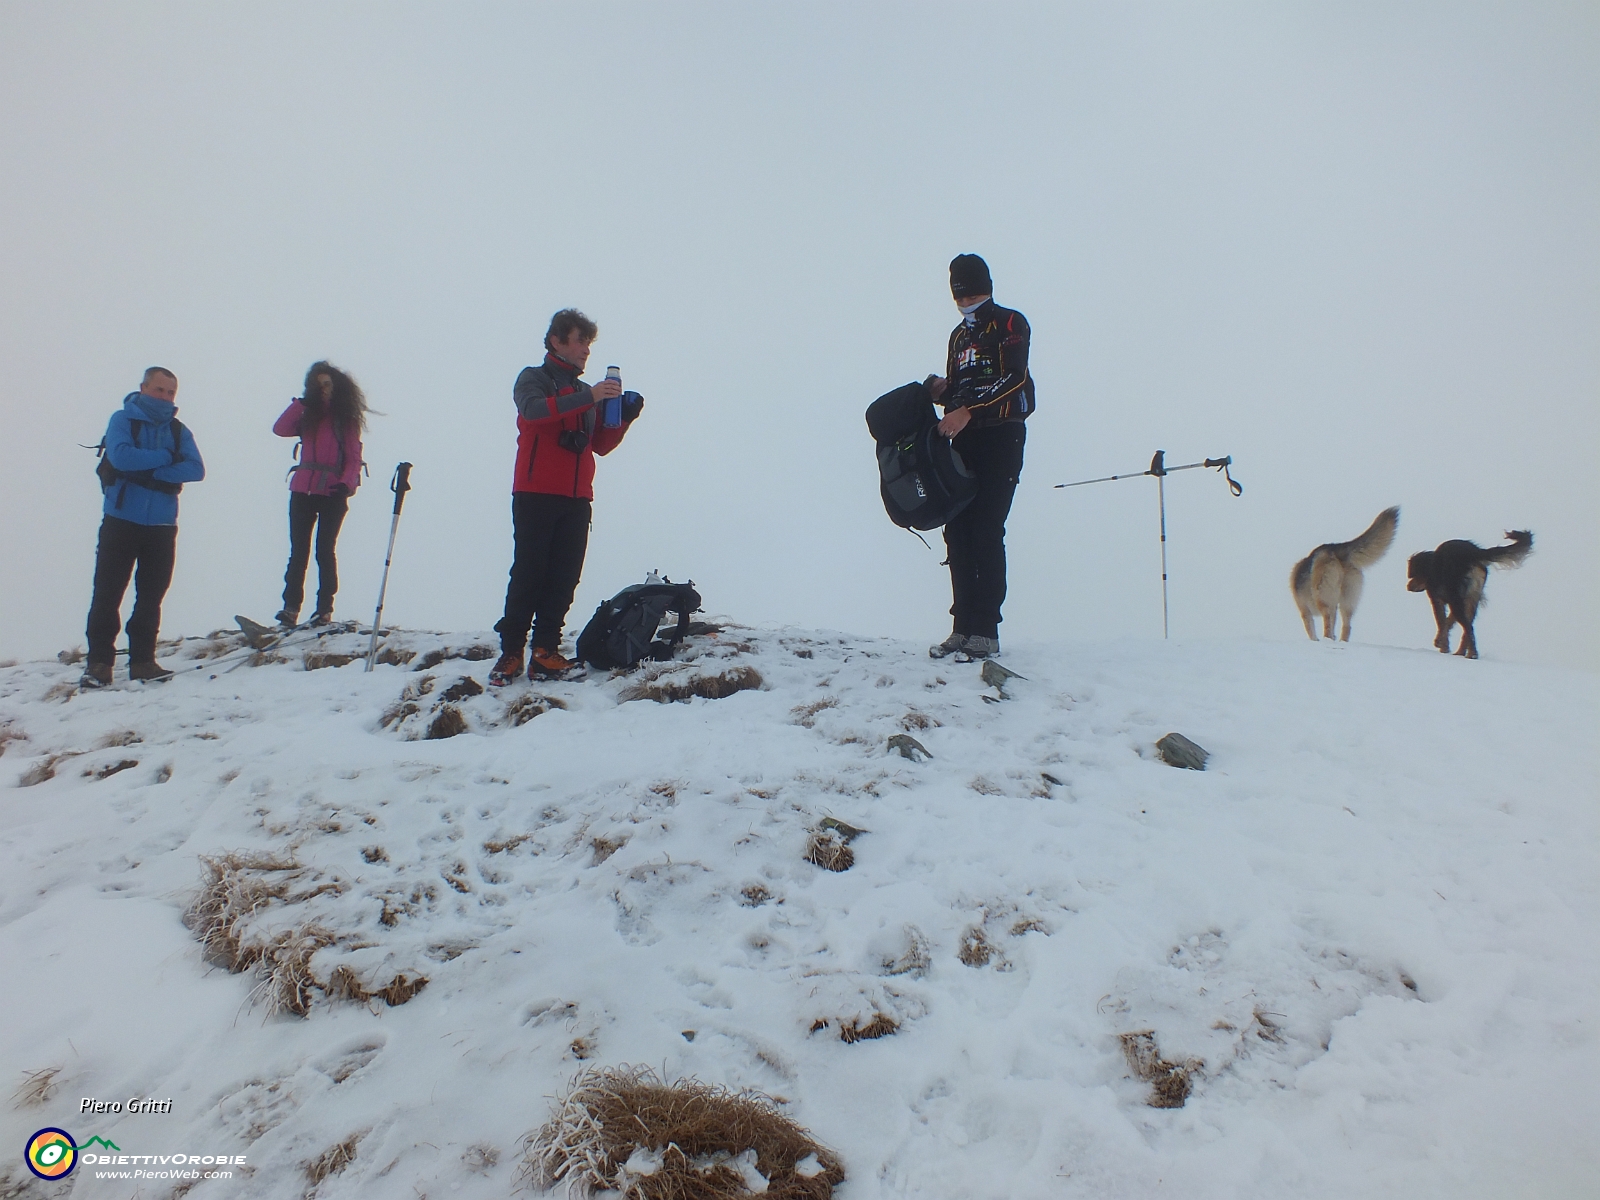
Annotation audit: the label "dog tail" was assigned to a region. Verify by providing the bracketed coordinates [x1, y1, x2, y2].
[1481, 529, 1533, 569]
[1341, 506, 1400, 569]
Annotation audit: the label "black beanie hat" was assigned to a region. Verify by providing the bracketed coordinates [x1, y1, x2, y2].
[949, 253, 992, 298]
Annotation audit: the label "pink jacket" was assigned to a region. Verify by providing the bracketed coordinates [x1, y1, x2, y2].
[274, 400, 363, 495]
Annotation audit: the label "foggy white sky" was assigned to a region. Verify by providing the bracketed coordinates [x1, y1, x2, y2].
[2, 2, 1596, 669]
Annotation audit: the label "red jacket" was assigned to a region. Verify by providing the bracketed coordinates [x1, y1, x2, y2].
[274, 400, 364, 495]
[512, 353, 628, 499]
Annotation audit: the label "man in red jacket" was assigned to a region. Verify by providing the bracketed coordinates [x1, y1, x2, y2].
[490, 309, 643, 684]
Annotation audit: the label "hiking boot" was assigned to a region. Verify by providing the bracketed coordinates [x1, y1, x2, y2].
[129, 661, 175, 683]
[528, 647, 577, 679]
[79, 662, 113, 689]
[955, 636, 1000, 662]
[487, 651, 524, 687]
[274, 609, 299, 628]
[929, 632, 968, 659]
[308, 610, 333, 628]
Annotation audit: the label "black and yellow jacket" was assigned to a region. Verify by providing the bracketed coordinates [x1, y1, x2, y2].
[944, 299, 1035, 426]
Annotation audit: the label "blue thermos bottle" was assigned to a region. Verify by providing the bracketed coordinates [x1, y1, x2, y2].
[602, 366, 623, 428]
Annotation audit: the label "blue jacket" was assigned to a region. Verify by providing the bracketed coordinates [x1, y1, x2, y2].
[100, 392, 205, 525]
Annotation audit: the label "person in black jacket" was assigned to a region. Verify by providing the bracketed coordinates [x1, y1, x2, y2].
[926, 253, 1033, 660]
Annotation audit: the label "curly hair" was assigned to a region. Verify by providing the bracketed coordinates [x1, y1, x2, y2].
[301, 361, 368, 434]
[544, 308, 598, 353]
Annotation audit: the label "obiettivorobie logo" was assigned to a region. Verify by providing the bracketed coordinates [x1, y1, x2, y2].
[25, 1128, 246, 1182]
[25, 1129, 120, 1180]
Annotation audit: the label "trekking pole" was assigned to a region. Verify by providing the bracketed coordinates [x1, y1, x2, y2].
[365, 463, 413, 671]
[1054, 450, 1241, 638]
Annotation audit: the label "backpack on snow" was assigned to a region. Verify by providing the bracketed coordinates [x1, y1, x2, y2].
[91, 417, 187, 505]
[866, 382, 976, 531]
[576, 578, 704, 670]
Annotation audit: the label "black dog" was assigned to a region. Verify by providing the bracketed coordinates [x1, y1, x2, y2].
[1406, 530, 1532, 658]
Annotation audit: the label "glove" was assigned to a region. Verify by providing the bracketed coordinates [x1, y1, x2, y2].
[950, 382, 981, 409]
[620, 390, 645, 422]
[329, 483, 351, 498]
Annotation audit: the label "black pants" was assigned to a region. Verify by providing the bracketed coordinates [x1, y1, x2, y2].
[282, 492, 349, 615]
[86, 515, 178, 665]
[944, 421, 1026, 640]
[495, 492, 591, 654]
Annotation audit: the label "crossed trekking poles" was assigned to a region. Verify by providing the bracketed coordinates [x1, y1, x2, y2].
[1055, 451, 1242, 639]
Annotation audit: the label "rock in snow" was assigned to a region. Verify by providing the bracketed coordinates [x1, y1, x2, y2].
[0, 621, 1595, 1199]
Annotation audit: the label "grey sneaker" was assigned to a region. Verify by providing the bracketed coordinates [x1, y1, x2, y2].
[956, 636, 999, 661]
[929, 632, 968, 659]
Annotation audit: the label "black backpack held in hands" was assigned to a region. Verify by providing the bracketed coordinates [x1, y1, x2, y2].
[866, 381, 977, 531]
[577, 576, 704, 670]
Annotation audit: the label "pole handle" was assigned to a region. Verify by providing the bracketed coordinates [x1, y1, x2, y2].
[390, 462, 413, 515]
[1204, 456, 1243, 496]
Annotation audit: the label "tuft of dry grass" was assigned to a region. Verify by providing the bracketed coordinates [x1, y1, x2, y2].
[521, 1064, 845, 1200]
[1118, 1031, 1200, 1108]
[326, 966, 428, 1008]
[957, 927, 998, 968]
[182, 853, 300, 971]
[374, 644, 416, 666]
[803, 833, 854, 873]
[19, 753, 76, 787]
[504, 693, 566, 726]
[425, 705, 468, 740]
[483, 833, 534, 854]
[740, 884, 772, 907]
[837, 1014, 898, 1044]
[439, 676, 484, 702]
[13, 1066, 62, 1108]
[591, 835, 627, 865]
[58, 645, 85, 665]
[379, 700, 419, 729]
[620, 666, 764, 704]
[254, 925, 337, 1017]
[790, 697, 839, 727]
[303, 651, 358, 671]
[89, 759, 139, 780]
[185, 854, 408, 1018]
[305, 1131, 363, 1188]
[412, 643, 497, 671]
[881, 927, 930, 978]
[0, 723, 25, 758]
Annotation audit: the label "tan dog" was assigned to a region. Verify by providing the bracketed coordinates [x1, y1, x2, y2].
[1291, 506, 1400, 641]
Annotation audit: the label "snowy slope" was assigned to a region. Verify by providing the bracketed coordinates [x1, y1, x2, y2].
[1, 624, 1595, 1200]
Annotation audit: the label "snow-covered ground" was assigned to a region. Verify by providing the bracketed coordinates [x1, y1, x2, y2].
[1, 623, 1595, 1199]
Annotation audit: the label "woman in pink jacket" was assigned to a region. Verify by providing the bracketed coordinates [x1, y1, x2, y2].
[273, 361, 367, 626]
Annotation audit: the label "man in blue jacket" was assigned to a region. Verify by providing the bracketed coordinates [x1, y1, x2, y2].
[81, 367, 206, 687]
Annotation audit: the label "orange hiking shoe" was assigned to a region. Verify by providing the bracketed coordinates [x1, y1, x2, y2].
[528, 647, 576, 679]
[487, 651, 524, 687]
